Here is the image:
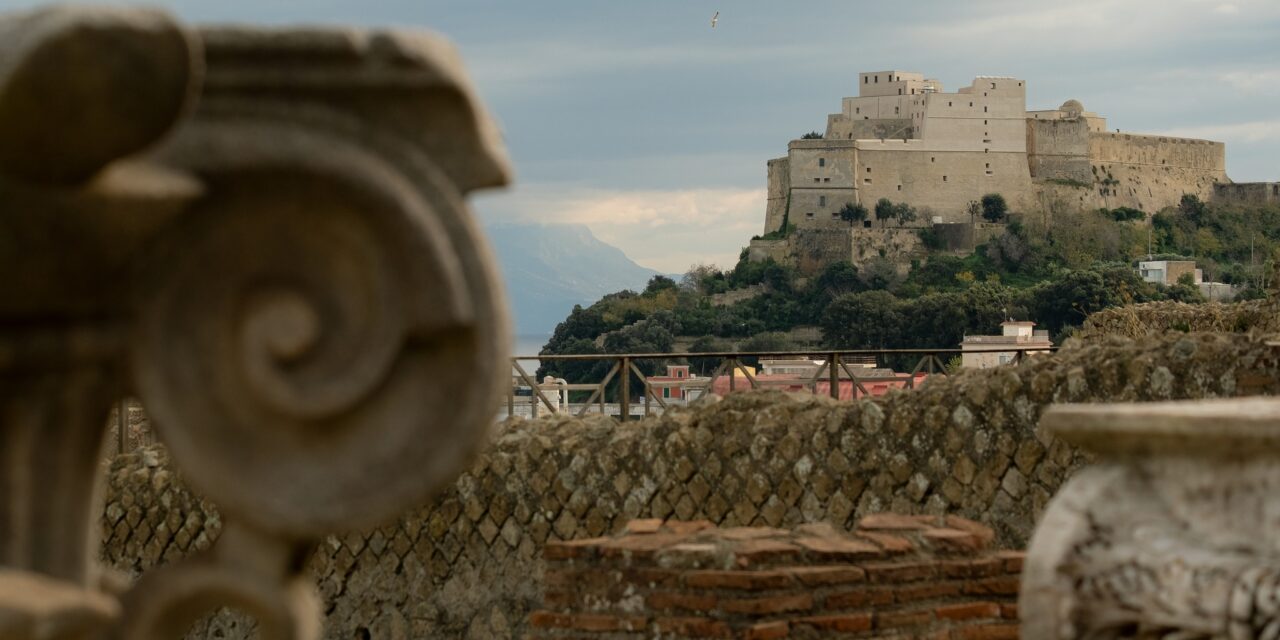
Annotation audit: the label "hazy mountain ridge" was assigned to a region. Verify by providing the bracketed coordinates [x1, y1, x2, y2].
[485, 222, 662, 335]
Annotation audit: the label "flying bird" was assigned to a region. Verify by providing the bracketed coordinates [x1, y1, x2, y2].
[711, 11, 719, 28]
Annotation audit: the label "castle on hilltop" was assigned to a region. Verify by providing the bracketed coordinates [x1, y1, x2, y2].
[763, 70, 1230, 236]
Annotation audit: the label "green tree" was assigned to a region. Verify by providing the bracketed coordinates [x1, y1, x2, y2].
[643, 275, 678, 296]
[838, 202, 868, 228]
[820, 290, 903, 349]
[801, 131, 823, 139]
[981, 193, 1008, 223]
[874, 198, 895, 228]
[687, 335, 731, 376]
[893, 202, 918, 226]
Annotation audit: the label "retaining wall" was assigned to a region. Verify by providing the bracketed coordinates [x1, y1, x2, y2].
[529, 516, 1022, 639]
[101, 332, 1280, 638]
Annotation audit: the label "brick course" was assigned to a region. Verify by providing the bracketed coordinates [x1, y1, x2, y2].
[528, 516, 1023, 639]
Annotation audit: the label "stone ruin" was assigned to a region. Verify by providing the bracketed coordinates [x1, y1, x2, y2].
[3, 5, 1280, 640]
[0, 5, 509, 638]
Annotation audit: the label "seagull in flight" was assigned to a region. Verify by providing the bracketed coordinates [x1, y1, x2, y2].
[711, 11, 719, 28]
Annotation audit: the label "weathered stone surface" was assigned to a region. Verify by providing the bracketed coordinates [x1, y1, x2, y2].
[1023, 398, 1280, 639]
[100, 332, 1280, 638]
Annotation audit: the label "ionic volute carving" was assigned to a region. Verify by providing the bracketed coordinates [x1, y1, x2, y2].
[0, 6, 510, 639]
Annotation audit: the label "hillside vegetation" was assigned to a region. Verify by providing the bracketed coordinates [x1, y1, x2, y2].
[537, 196, 1279, 384]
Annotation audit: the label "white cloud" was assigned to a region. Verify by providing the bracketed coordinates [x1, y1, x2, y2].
[477, 184, 765, 273]
[1222, 69, 1280, 94]
[1214, 3, 1241, 14]
[1160, 118, 1280, 144]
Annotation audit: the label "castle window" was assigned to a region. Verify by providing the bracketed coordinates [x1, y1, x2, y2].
[986, 170, 993, 176]
[819, 158, 825, 167]
[855, 107, 860, 114]
[984, 120, 988, 125]
[819, 195, 827, 206]
[943, 175, 948, 182]
[986, 163, 990, 169]
[867, 167, 872, 173]
[814, 178, 820, 183]
[1018, 82, 1022, 86]
[983, 92, 988, 97]
[823, 177, 830, 182]
[984, 106, 988, 112]
[898, 88, 903, 95]
[991, 82, 996, 89]
[969, 102, 973, 107]
[875, 75, 879, 83]
[895, 106, 900, 114]
[897, 185, 902, 191]
[911, 88, 916, 95]
[948, 101, 952, 107]
[864, 76, 868, 84]
[864, 178, 872, 184]
[931, 157, 935, 163]
[806, 212, 814, 218]
[831, 212, 840, 219]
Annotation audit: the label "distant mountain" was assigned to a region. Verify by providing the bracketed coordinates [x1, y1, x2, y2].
[484, 222, 662, 335]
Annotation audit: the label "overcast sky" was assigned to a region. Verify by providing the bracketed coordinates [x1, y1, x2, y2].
[10, 0, 1277, 272]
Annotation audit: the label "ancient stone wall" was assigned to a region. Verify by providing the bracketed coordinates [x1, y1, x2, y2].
[1077, 299, 1280, 341]
[1214, 182, 1280, 206]
[789, 228, 853, 274]
[528, 516, 1021, 639]
[1026, 118, 1092, 184]
[747, 238, 789, 265]
[851, 227, 924, 271]
[765, 157, 790, 235]
[101, 332, 1280, 638]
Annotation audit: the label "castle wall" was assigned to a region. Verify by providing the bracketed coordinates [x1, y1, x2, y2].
[787, 141, 858, 230]
[1090, 132, 1224, 171]
[790, 227, 853, 274]
[1025, 118, 1092, 184]
[855, 143, 1033, 221]
[1213, 182, 1280, 206]
[764, 157, 790, 234]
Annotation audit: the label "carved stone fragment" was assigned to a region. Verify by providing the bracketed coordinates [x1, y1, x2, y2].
[1022, 397, 1280, 639]
[0, 5, 509, 639]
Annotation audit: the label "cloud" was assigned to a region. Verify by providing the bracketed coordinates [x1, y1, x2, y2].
[1222, 69, 1280, 94]
[1160, 118, 1280, 144]
[476, 184, 765, 272]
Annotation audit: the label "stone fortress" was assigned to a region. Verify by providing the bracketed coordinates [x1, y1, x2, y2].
[763, 69, 1244, 236]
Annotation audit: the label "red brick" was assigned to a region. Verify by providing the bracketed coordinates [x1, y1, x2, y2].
[857, 531, 915, 554]
[858, 513, 935, 530]
[995, 551, 1025, 574]
[953, 622, 1019, 640]
[744, 621, 790, 640]
[646, 591, 718, 612]
[786, 565, 867, 586]
[528, 610, 567, 628]
[625, 518, 665, 534]
[543, 537, 610, 560]
[716, 526, 791, 541]
[719, 593, 813, 615]
[935, 602, 1001, 620]
[665, 519, 716, 535]
[944, 515, 996, 547]
[922, 528, 984, 553]
[686, 569, 795, 590]
[795, 534, 884, 561]
[895, 581, 963, 602]
[864, 561, 939, 584]
[1000, 603, 1018, 620]
[653, 616, 732, 638]
[732, 539, 802, 566]
[599, 533, 690, 559]
[527, 611, 647, 632]
[874, 609, 934, 630]
[796, 613, 873, 632]
[964, 576, 1021, 596]
[966, 557, 1005, 578]
[825, 588, 894, 609]
[940, 560, 975, 579]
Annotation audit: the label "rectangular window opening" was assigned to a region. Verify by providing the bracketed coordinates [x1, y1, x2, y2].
[823, 177, 830, 182]
[819, 158, 826, 167]
[897, 185, 902, 191]
[806, 212, 815, 218]
[943, 175, 948, 182]
[819, 195, 826, 206]
[864, 178, 872, 184]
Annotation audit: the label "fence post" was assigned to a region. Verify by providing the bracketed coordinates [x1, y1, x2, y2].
[829, 353, 839, 399]
[728, 357, 737, 392]
[620, 356, 630, 423]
